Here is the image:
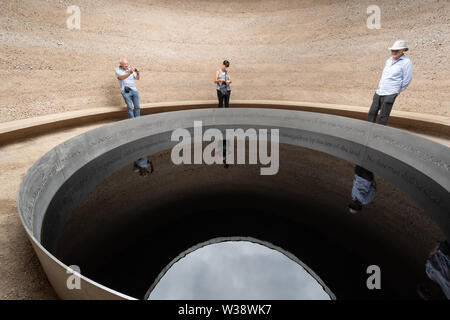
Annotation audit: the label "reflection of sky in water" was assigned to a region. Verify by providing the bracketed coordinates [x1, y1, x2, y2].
[148, 241, 331, 300]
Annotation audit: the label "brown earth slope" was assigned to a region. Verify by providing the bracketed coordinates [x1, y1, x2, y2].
[0, 0, 449, 123]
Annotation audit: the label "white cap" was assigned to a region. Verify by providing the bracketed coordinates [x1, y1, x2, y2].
[389, 40, 408, 51]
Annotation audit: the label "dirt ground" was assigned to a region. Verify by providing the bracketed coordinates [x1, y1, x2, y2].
[0, 0, 449, 300]
[0, 0, 449, 123]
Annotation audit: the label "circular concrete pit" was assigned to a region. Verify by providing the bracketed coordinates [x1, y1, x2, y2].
[17, 108, 450, 299]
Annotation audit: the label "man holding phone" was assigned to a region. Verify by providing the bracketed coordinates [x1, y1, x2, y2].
[115, 57, 141, 118]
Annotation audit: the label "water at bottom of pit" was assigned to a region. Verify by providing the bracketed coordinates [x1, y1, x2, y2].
[147, 240, 332, 300]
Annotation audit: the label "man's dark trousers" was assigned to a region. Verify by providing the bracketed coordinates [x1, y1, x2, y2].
[367, 93, 398, 125]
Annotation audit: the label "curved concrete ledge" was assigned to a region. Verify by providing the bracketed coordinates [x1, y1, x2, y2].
[2, 100, 449, 146]
[17, 108, 450, 299]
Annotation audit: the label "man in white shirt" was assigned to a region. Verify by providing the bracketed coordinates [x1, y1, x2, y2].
[115, 57, 141, 118]
[367, 40, 413, 125]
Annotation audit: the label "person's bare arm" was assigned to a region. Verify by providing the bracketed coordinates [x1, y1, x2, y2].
[117, 68, 134, 80]
[226, 72, 232, 84]
[214, 70, 225, 84]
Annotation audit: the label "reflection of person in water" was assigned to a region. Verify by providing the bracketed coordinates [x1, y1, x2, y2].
[223, 139, 229, 168]
[348, 165, 376, 214]
[417, 240, 450, 300]
[133, 157, 154, 176]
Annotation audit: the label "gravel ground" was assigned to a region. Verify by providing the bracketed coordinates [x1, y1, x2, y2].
[0, 0, 449, 123]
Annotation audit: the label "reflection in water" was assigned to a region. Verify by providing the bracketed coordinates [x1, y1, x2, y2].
[147, 241, 331, 300]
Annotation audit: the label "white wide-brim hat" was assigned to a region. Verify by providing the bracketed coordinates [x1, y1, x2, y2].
[389, 40, 408, 51]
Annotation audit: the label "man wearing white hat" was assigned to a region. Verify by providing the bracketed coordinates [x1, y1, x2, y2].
[367, 40, 413, 125]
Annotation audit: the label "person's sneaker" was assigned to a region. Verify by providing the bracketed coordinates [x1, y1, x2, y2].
[416, 281, 446, 300]
[348, 199, 362, 214]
